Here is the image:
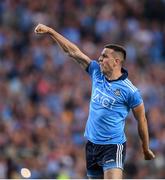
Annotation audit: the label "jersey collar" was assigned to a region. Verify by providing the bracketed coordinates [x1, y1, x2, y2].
[105, 68, 128, 82]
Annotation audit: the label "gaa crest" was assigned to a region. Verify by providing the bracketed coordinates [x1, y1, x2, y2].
[114, 89, 121, 96]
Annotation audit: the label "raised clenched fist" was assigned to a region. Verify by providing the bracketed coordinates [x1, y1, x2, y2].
[34, 23, 50, 34]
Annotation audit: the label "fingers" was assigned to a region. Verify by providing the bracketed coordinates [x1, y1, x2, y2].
[34, 26, 39, 33]
[151, 152, 155, 159]
[145, 155, 154, 160]
[34, 25, 39, 33]
[144, 150, 155, 160]
[34, 23, 48, 34]
[34, 24, 42, 33]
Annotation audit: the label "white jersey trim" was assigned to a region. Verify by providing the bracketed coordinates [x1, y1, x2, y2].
[122, 79, 137, 92]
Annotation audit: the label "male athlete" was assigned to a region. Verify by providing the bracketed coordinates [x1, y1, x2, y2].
[34, 24, 155, 179]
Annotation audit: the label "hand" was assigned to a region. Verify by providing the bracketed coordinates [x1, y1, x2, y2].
[34, 23, 50, 34]
[143, 149, 155, 160]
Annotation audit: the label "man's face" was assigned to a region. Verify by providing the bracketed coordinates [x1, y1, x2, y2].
[98, 48, 116, 74]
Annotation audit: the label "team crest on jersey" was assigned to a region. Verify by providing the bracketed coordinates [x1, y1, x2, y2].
[114, 89, 121, 96]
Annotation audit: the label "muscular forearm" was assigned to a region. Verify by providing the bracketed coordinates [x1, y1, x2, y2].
[47, 27, 80, 57]
[35, 24, 91, 69]
[133, 104, 155, 160]
[137, 117, 150, 151]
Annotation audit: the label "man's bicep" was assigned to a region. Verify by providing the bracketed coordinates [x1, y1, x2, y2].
[132, 103, 145, 120]
[75, 54, 91, 69]
[70, 50, 91, 69]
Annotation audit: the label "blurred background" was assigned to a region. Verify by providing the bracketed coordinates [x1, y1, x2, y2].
[0, 0, 165, 179]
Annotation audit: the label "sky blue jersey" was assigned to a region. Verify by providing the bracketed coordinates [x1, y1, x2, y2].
[84, 60, 143, 144]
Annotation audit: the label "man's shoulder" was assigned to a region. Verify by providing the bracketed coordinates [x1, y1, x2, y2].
[121, 78, 138, 93]
[87, 60, 100, 73]
[91, 60, 99, 66]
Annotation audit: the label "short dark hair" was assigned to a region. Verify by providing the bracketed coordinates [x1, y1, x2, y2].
[104, 44, 126, 61]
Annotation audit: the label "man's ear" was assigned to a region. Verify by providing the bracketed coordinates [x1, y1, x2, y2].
[114, 58, 120, 65]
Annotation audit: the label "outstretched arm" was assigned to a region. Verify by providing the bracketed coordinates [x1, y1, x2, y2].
[132, 103, 155, 160]
[34, 23, 91, 69]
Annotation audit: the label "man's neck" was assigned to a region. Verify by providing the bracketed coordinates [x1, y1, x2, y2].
[105, 69, 122, 81]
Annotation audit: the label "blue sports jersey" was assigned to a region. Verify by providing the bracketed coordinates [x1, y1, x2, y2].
[84, 60, 143, 144]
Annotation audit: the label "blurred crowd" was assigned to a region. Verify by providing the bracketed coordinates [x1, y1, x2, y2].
[0, 0, 165, 179]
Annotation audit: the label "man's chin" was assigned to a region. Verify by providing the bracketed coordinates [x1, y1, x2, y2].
[101, 69, 104, 73]
[100, 67, 104, 72]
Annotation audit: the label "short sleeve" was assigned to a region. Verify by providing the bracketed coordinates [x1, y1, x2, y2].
[86, 60, 100, 78]
[128, 90, 143, 108]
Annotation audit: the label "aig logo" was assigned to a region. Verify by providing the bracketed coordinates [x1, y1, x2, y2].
[92, 88, 115, 109]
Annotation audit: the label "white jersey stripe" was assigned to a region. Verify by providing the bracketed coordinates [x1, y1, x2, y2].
[119, 145, 121, 167]
[119, 144, 121, 167]
[120, 144, 123, 167]
[122, 80, 136, 92]
[116, 145, 119, 167]
[125, 79, 137, 91]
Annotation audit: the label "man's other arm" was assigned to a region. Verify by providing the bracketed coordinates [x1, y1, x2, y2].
[34, 23, 91, 69]
[132, 103, 155, 160]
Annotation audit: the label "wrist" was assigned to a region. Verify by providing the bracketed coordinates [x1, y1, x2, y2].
[47, 27, 53, 34]
[142, 144, 149, 152]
